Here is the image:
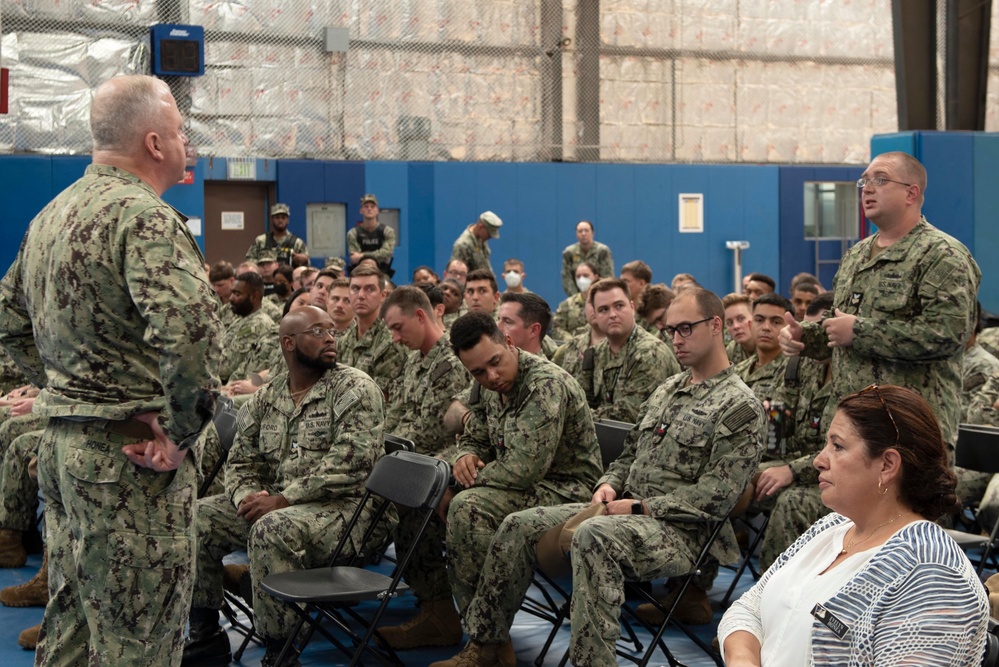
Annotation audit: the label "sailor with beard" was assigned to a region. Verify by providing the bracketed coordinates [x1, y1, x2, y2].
[217, 271, 279, 387]
[182, 306, 385, 667]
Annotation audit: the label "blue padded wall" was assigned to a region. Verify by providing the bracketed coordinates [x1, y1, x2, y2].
[974, 134, 999, 311]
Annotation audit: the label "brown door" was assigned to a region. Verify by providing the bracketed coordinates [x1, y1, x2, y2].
[204, 182, 276, 267]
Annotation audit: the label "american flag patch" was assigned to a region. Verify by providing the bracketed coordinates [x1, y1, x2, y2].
[334, 389, 359, 419]
[722, 402, 757, 432]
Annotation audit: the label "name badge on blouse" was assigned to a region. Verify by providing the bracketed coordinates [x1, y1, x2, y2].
[810, 603, 848, 639]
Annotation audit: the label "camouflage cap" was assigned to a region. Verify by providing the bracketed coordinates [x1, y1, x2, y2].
[325, 257, 346, 272]
[257, 255, 277, 264]
[478, 210, 502, 239]
[360, 194, 379, 206]
[271, 203, 290, 216]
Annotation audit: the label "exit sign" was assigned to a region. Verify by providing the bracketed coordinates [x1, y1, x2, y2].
[227, 158, 256, 180]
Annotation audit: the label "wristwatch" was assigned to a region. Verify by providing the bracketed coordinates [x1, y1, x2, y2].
[631, 500, 643, 515]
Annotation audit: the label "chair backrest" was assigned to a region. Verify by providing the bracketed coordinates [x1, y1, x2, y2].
[213, 395, 240, 453]
[595, 419, 634, 470]
[365, 450, 450, 510]
[384, 433, 415, 455]
[956, 424, 999, 474]
[983, 618, 999, 667]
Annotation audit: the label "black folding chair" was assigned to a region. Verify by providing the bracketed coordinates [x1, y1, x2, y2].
[595, 418, 633, 470]
[384, 433, 415, 455]
[946, 424, 999, 576]
[984, 618, 999, 667]
[260, 450, 450, 667]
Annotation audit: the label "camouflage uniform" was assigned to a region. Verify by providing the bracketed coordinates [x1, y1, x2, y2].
[346, 223, 397, 268]
[553, 329, 592, 377]
[963, 343, 999, 422]
[446, 352, 602, 614]
[757, 358, 835, 567]
[576, 325, 680, 423]
[0, 429, 43, 532]
[192, 365, 383, 640]
[244, 232, 308, 265]
[799, 217, 980, 449]
[561, 241, 614, 297]
[450, 225, 493, 274]
[553, 293, 587, 341]
[459, 366, 766, 666]
[0, 163, 221, 666]
[540, 335, 559, 361]
[216, 296, 238, 331]
[0, 347, 25, 396]
[726, 339, 752, 366]
[0, 413, 46, 458]
[217, 308, 279, 384]
[964, 371, 999, 426]
[734, 354, 789, 466]
[977, 327, 999, 359]
[336, 318, 407, 403]
[384, 337, 469, 602]
[262, 293, 287, 320]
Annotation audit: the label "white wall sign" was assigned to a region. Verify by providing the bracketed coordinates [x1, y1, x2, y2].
[221, 211, 245, 231]
[679, 193, 704, 233]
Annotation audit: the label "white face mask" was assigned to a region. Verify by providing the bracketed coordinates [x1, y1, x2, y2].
[503, 271, 522, 288]
[576, 276, 593, 292]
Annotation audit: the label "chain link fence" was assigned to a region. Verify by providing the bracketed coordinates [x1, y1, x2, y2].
[0, 0, 990, 163]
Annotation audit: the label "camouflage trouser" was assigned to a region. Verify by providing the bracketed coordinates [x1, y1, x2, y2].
[977, 474, 999, 535]
[0, 412, 46, 458]
[446, 486, 569, 615]
[394, 504, 450, 602]
[36, 418, 198, 667]
[759, 485, 831, 572]
[954, 466, 992, 507]
[191, 493, 361, 640]
[568, 513, 698, 666]
[0, 429, 42, 531]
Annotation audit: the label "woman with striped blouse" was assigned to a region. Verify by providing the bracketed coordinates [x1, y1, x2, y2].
[720, 384, 989, 666]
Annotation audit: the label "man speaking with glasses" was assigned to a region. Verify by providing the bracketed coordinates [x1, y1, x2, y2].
[432, 288, 766, 667]
[182, 305, 385, 667]
[779, 151, 980, 452]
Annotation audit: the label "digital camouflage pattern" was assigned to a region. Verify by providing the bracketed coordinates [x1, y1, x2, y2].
[0, 164, 220, 665]
[553, 328, 593, 377]
[561, 241, 614, 296]
[217, 308, 278, 384]
[450, 225, 493, 274]
[964, 371, 999, 426]
[384, 336, 469, 601]
[963, 343, 999, 422]
[0, 412, 46, 459]
[0, 429, 42, 532]
[780, 357, 834, 484]
[734, 354, 789, 465]
[336, 317, 406, 402]
[347, 223, 397, 265]
[446, 352, 601, 613]
[244, 232, 308, 264]
[799, 217, 980, 447]
[193, 364, 384, 639]
[460, 365, 765, 664]
[0, 347, 25, 396]
[977, 327, 999, 360]
[552, 293, 587, 341]
[726, 338, 752, 366]
[577, 324, 680, 423]
[759, 485, 830, 571]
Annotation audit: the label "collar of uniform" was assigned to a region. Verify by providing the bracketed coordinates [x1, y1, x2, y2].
[677, 364, 737, 394]
[500, 347, 538, 402]
[268, 369, 332, 416]
[86, 164, 159, 197]
[354, 317, 387, 346]
[863, 216, 931, 265]
[420, 335, 448, 368]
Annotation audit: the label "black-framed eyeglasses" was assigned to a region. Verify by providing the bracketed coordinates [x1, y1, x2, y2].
[859, 383, 900, 446]
[663, 317, 712, 338]
[856, 177, 912, 189]
[289, 326, 337, 340]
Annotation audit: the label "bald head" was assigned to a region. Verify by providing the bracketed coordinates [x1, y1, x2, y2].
[280, 305, 330, 337]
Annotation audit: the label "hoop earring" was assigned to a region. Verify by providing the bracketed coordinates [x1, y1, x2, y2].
[877, 479, 888, 496]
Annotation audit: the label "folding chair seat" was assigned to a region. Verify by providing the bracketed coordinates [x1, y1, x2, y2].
[260, 450, 450, 667]
[945, 424, 999, 576]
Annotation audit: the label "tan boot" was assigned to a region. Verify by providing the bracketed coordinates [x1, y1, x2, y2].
[0, 551, 47, 607]
[222, 563, 251, 604]
[634, 584, 713, 626]
[428, 640, 515, 667]
[377, 598, 463, 649]
[0, 529, 25, 568]
[18, 624, 39, 650]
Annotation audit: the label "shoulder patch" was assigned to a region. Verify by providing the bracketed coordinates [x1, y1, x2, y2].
[333, 389, 359, 419]
[236, 404, 254, 434]
[722, 401, 758, 432]
[966, 373, 987, 392]
[431, 359, 453, 384]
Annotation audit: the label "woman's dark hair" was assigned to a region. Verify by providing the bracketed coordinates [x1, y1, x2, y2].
[283, 287, 310, 316]
[837, 384, 960, 520]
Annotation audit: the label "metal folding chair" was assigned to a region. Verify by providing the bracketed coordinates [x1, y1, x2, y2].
[946, 424, 999, 576]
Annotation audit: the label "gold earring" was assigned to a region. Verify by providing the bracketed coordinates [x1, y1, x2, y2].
[877, 479, 888, 496]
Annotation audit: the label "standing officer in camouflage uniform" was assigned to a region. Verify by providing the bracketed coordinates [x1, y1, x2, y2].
[218, 271, 279, 386]
[0, 75, 220, 666]
[437, 312, 602, 665]
[346, 194, 397, 276]
[432, 289, 765, 667]
[336, 264, 406, 402]
[244, 203, 309, 267]
[375, 287, 471, 650]
[451, 211, 502, 275]
[780, 151, 980, 452]
[561, 220, 615, 297]
[183, 306, 383, 666]
[577, 278, 680, 423]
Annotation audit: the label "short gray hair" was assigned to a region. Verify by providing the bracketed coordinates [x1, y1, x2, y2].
[90, 75, 167, 152]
